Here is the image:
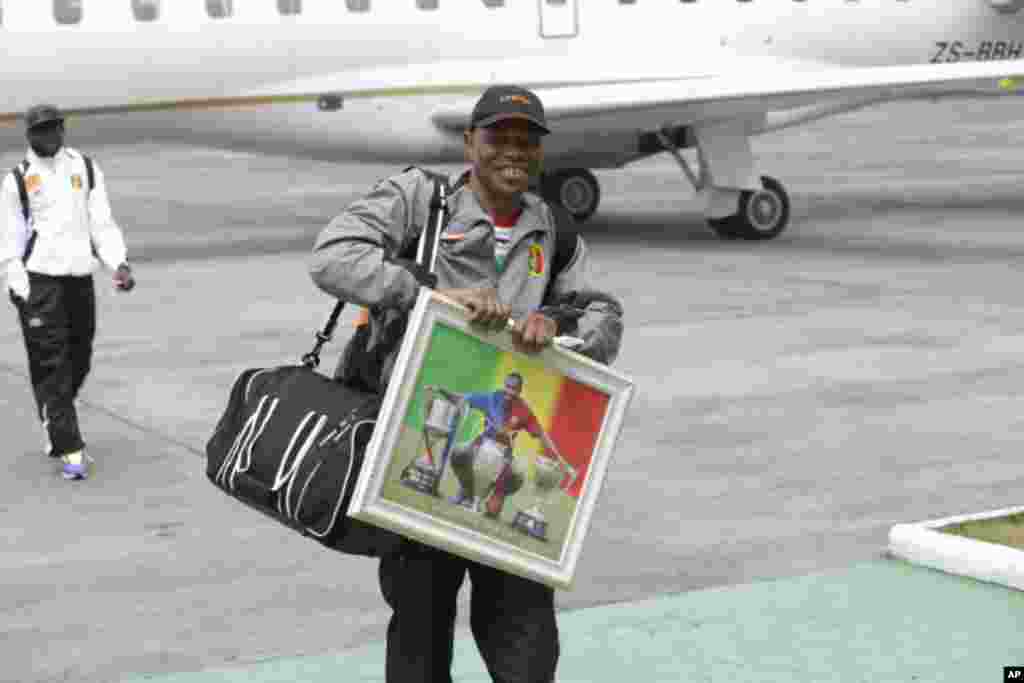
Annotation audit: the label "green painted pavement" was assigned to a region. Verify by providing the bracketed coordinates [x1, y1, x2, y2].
[124, 558, 1023, 683]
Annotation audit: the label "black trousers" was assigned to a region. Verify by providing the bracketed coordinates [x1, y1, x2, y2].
[379, 541, 559, 683]
[11, 273, 96, 457]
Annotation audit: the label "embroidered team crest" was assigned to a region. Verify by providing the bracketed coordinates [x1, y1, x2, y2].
[71, 174, 83, 190]
[528, 243, 545, 277]
[24, 175, 42, 193]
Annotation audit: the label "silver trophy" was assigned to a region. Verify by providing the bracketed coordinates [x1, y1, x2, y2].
[512, 453, 576, 542]
[468, 437, 517, 513]
[400, 387, 464, 496]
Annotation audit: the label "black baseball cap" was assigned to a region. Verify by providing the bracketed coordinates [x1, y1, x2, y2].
[24, 104, 64, 130]
[470, 85, 550, 135]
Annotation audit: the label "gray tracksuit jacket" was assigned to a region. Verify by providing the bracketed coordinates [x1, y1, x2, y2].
[308, 168, 623, 383]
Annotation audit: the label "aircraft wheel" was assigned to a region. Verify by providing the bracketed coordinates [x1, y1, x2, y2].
[707, 176, 790, 241]
[543, 168, 601, 222]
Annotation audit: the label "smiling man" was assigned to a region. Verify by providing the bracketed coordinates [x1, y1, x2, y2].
[309, 84, 623, 683]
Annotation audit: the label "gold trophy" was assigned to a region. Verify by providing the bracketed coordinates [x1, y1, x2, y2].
[400, 386, 464, 496]
[512, 453, 577, 542]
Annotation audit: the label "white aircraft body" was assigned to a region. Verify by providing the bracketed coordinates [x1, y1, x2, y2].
[1, 0, 1023, 239]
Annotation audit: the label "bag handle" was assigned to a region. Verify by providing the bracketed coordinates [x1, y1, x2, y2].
[302, 171, 451, 369]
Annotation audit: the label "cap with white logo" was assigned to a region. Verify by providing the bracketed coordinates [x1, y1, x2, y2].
[470, 85, 550, 135]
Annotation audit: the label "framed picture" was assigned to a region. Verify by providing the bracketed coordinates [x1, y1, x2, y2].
[349, 290, 634, 590]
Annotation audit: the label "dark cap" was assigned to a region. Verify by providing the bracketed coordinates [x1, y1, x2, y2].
[470, 85, 549, 135]
[24, 104, 64, 130]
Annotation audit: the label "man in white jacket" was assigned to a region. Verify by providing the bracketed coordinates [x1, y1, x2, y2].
[1, 104, 135, 480]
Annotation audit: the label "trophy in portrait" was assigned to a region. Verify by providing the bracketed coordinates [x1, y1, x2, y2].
[511, 453, 577, 541]
[470, 435, 519, 515]
[400, 386, 465, 496]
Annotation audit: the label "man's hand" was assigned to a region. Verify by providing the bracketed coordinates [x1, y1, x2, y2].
[113, 263, 135, 292]
[436, 287, 509, 330]
[511, 311, 557, 354]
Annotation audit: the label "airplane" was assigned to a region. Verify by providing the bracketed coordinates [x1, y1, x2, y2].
[0, 0, 1023, 241]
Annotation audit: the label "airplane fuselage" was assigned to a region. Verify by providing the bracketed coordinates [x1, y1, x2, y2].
[0, 1, 1022, 163]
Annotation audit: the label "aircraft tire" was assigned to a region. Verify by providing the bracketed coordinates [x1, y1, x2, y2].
[707, 176, 790, 241]
[542, 168, 601, 222]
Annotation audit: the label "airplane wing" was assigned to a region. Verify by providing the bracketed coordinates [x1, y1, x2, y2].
[430, 59, 1024, 134]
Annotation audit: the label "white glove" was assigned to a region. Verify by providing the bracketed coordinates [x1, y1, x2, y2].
[7, 268, 29, 302]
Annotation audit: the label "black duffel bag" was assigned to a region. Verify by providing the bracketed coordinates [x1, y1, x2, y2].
[204, 169, 453, 557]
[205, 360, 402, 557]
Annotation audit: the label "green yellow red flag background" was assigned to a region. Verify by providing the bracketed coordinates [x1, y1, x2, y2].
[402, 322, 609, 497]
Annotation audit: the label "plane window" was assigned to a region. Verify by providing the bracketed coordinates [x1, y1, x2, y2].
[278, 0, 302, 14]
[481, 0, 504, 7]
[619, 0, 636, 4]
[133, 0, 160, 21]
[417, 0, 438, 8]
[347, 0, 369, 11]
[54, 0, 83, 24]
[206, 0, 233, 18]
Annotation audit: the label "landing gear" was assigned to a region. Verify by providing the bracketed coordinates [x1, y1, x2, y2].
[541, 168, 601, 222]
[706, 176, 790, 241]
[654, 126, 791, 241]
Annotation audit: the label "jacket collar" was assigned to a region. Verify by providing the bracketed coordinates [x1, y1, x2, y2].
[25, 146, 73, 169]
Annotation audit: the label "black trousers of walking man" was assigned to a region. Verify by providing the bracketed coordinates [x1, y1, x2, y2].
[12, 272, 95, 457]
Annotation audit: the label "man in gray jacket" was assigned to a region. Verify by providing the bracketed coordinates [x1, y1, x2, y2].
[309, 85, 622, 683]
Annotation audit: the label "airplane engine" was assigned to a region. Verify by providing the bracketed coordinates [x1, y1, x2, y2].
[989, 0, 1024, 14]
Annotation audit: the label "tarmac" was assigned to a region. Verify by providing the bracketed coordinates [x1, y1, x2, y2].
[3, 98, 1024, 682]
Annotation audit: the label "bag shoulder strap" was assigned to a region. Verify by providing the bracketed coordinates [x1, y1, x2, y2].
[11, 161, 29, 224]
[544, 202, 580, 303]
[415, 168, 451, 272]
[84, 155, 95, 192]
[11, 161, 37, 264]
[399, 165, 457, 269]
[81, 155, 101, 260]
[302, 302, 346, 369]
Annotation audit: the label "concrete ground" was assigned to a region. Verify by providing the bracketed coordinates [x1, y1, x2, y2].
[2, 97, 1024, 682]
[123, 559, 1024, 683]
